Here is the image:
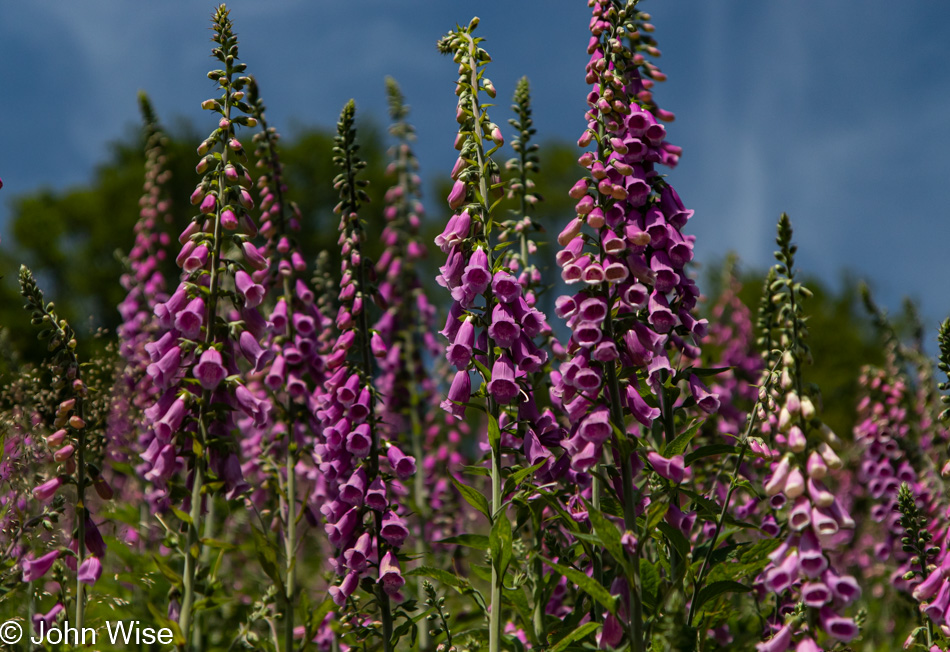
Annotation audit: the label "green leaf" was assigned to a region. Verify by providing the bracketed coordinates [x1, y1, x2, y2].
[451, 475, 491, 520]
[586, 502, 629, 573]
[251, 526, 285, 594]
[645, 499, 669, 532]
[171, 506, 193, 525]
[541, 557, 617, 615]
[549, 621, 600, 652]
[461, 464, 491, 477]
[502, 461, 546, 497]
[663, 419, 704, 457]
[684, 444, 735, 466]
[656, 521, 691, 560]
[437, 534, 490, 550]
[488, 412, 501, 453]
[694, 580, 751, 613]
[490, 510, 513, 577]
[640, 559, 660, 611]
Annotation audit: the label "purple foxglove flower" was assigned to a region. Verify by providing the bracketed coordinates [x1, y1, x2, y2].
[242, 241, 268, 271]
[33, 477, 63, 502]
[33, 603, 64, 635]
[574, 321, 603, 348]
[340, 467, 368, 506]
[788, 497, 811, 531]
[447, 179, 467, 209]
[913, 567, 946, 601]
[798, 528, 828, 578]
[77, 556, 103, 586]
[571, 440, 600, 471]
[365, 476, 387, 511]
[488, 303, 521, 349]
[292, 313, 315, 336]
[578, 297, 608, 323]
[647, 451, 684, 484]
[755, 623, 792, 652]
[346, 423, 372, 458]
[491, 271, 522, 304]
[22, 550, 60, 582]
[801, 581, 831, 607]
[599, 612, 624, 649]
[183, 243, 210, 274]
[378, 550, 405, 597]
[235, 270, 265, 308]
[326, 507, 358, 548]
[344, 532, 372, 571]
[147, 345, 182, 390]
[84, 516, 107, 558]
[795, 639, 820, 652]
[824, 569, 862, 604]
[349, 387, 371, 421]
[578, 406, 612, 444]
[380, 511, 409, 547]
[175, 297, 206, 340]
[234, 384, 269, 427]
[220, 452, 250, 500]
[387, 446, 416, 480]
[441, 370, 471, 420]
[435, 210, 472, 252]
[688, 374, 719, 414]
[818, 607, 858, 642]
[811, 506, 839, 536]
[460, 249, 491, 294]
[337, 373, 361, 406]
[239, 330, 273, 373]
[329, 570, 360, 607]
[194, 348, 227, 390]
[647, 292, 676, 333]
[145, 331, 177, 362]
[763, 550, 799, 594]
[438, 248, 466, 290]
[447, 318, 475, 369]
[155, 398, 187, 440]
[487, 356, 519, 404]
[764, 456, 792, 496]
[626, 384, 660, 427]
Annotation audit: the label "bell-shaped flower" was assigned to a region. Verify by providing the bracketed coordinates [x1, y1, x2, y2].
[487, 356, 519, 404]
[194, 348, 227, 390]
[378, 550, 405, 597]
[22, 550, 60, 582]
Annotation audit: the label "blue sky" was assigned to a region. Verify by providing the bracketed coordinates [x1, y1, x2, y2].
[2, 1, 949, 342]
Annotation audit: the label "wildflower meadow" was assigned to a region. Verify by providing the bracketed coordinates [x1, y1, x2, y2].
[2, 3, 950, 651]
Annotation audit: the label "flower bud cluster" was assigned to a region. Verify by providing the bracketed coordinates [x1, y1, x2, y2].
[552, 0, 712, 475]
[111, 93, 174, 466]
[754, 216, 859, 650]
[234, 77, 327, 509]
[140, 6, 266, 509]
[19, 267, 109, 591]
[313, 100, 413, 612]
[437, 20, 552, 446]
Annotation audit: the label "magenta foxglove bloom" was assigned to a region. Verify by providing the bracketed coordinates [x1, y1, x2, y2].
[378, 551, 405, 597]
[77, 556, 103, 586]
[22, 550, 60, 582]
[193, 348, 227, 390]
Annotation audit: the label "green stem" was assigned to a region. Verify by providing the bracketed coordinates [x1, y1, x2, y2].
[179, 456, 205, 643]
[75, 394, 87, 634]
[343, 124, 393, 652]
[465, 41, 504, 652]
[603, 316, 643, 652]
[180, 63, 230, 644]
